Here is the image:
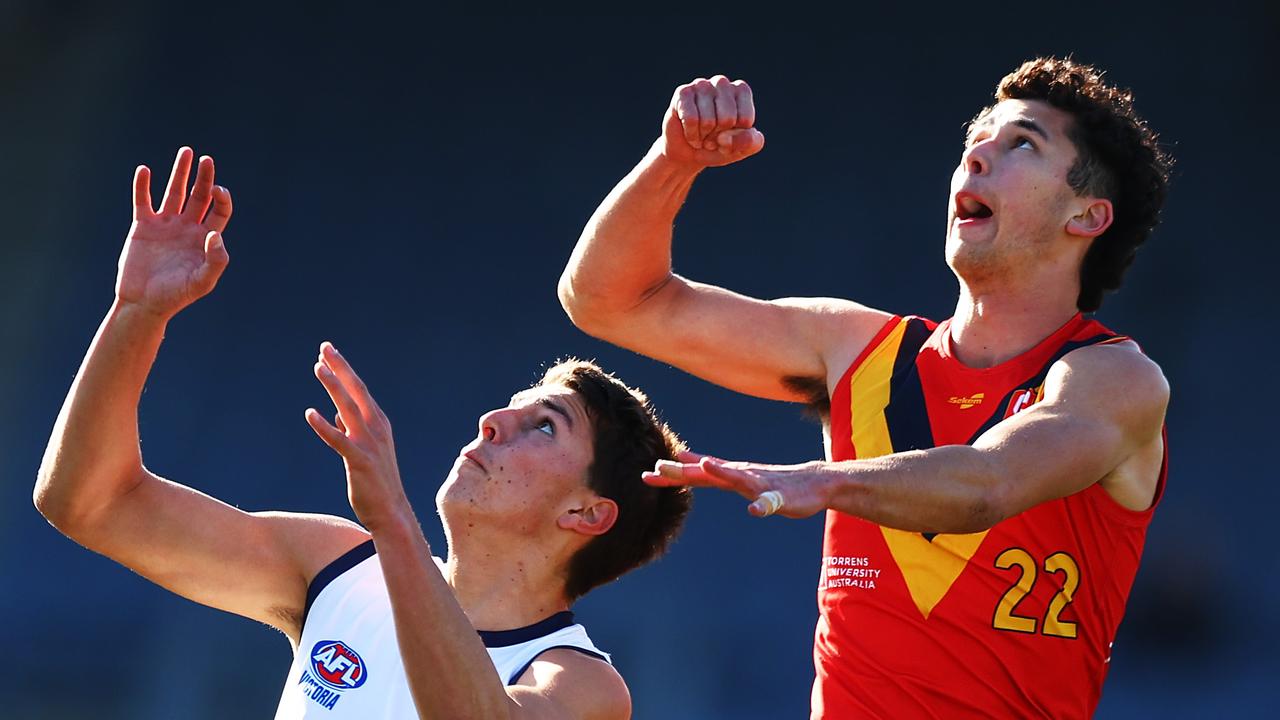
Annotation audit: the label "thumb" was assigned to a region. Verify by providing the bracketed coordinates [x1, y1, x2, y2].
[716, 128, 765, 157]
[191, 231, 229, 290]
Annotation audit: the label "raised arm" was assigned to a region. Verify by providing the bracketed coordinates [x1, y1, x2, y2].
[559, 76, 891, 403]
[306, 344, 629, 719]
[34, 149, 366, 644]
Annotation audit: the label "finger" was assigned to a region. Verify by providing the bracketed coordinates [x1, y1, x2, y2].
[647, 459, 752, 495]
[132, 165, 154, 220]
[305, 407, 355, 455]
[336, 412, 347, 434]
[711, 75, 737, 136]
[159, 147, 194, 214]
[189, 231, 229, 294]
[675, 449, 714, 464]
[182, 155, 216, 223]
[642, 467, 725, 489]
[314, 359, 366, 435]
[733, 80, 755, 128]
[699, 459, 769, 497]
[203, 185, 233, 233]
[693, 82, 717, 149]
[748, 489, 784, 517]
[320, 342, 383, 424]
[674, 86, 701, 149]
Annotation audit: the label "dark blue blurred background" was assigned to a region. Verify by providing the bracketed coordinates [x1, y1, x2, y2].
[7, 4, 1278, 718]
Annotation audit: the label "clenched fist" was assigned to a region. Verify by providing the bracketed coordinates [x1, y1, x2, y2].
[661, 75, 765, 168]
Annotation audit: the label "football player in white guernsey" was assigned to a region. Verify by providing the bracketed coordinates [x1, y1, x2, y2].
[35, 148, 692, 719]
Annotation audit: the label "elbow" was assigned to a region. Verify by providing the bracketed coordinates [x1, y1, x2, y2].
[556, 270, 616, 338]
[556, 270, 586, 324]
[958, 487, 1008, 534]
[952, 456, 1012, 533]
[33, 464, 131, 541]
[33, 467, 78, 534]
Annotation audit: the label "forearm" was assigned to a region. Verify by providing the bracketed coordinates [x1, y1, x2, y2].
[825, 446, 1004, 534]
[35, 300, 169, 530]
[372, 517, 513, 720]
[559, 143, 700, 322]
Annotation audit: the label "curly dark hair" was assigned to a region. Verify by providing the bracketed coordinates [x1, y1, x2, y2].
[981, 57, 1173, 312]
[537, 359, 691, 600]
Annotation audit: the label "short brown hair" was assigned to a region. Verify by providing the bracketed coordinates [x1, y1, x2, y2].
[538, 359, 691, 599]
[981, 57, 1173, 312]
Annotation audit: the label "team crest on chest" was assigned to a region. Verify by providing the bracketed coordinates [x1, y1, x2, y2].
[1004, 384, 1046, 419]
[297, 640, 369, 710]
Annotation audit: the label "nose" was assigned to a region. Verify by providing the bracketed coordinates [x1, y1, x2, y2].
[478, 406, 517, 443]
[962, 139, 991, 176]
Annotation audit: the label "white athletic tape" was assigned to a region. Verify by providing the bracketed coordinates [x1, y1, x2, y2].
[756, 490, 784, 516]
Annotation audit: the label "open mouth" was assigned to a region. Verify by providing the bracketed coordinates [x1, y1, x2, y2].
[955, 192, 993, 221]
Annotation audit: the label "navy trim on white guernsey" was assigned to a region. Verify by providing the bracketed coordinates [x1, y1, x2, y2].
[504, 644, 610, 685]
[300, 539, 610, 685]
[303, 539, 376, 633]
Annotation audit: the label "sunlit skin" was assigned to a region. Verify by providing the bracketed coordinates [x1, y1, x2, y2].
[37, 147, 633, 720]
[946, 99, 1111, 295]
[561, 75, 1165, 532]
[439, 386, 599, 536]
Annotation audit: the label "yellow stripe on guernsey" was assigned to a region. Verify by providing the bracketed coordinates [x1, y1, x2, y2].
[846, 319, 987, 619]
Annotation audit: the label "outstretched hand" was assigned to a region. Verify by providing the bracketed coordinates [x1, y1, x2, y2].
[305, 342, 413, 533]
[116, 147, 234, 319]
[660, 75, 765, 169]
[643, 450, 832, 519]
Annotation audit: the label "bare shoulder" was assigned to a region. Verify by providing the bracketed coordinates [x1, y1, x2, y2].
[247, 511, 370, 639]
[511, 648, 631, 719]
[258, 511, 371, 582]
[776, 297, 896, 386]
[1048, 339, 1170, 431]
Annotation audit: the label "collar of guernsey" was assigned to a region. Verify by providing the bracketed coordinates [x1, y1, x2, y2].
[274, 540, 610, 719]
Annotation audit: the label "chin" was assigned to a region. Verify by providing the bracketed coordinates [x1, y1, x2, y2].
[947, 242, 1010, 286]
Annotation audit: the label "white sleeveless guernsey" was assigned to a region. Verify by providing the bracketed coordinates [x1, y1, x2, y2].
[274, 540, 610, 719]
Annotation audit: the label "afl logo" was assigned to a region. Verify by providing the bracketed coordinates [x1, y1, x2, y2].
[310, 640, 369, 690]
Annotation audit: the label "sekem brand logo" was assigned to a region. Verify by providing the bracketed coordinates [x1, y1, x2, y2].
[947, 392, 985, 410]
[310, 640, 369, 691]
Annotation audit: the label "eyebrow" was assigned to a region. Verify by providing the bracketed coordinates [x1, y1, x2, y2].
[967, 116, 1051, 143]
[1011, 118, 1050, 141]
[534, 396, 575, 432]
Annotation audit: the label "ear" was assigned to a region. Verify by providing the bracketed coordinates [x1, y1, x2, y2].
[557, 498, 618, 537]
[1065, 198, 1113, 239]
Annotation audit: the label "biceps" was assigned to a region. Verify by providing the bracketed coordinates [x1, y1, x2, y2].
[602, 276, 884, 402]
[80, 472, 329, 633]
[974, 408, 1129, 511]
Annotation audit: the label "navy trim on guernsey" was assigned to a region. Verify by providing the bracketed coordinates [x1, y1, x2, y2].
[506, 645, 611, 685]
[479, 611, 577, 648]
[962, 332, 1122, 446]
[302, 539, 376, 632]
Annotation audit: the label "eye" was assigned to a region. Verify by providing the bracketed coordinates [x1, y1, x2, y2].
[1013, 135, 1035, 150]
[535, 418, 555, 436]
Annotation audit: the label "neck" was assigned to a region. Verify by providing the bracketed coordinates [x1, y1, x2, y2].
[949, 281, 1080, 368]
[442, 528, 574, 632]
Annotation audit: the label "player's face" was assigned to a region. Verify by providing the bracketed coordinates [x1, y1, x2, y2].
[945, 99, 1084, 284]
[437, 384, 596, 534]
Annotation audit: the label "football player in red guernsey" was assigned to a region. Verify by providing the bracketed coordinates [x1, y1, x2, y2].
[560, 58, 1172, 719]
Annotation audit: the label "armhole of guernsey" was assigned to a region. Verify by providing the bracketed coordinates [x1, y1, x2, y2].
[478, 612, 612, 685]
[829, 315, 905, 459]
[1086, 423, 1168, 525]
[301, 539, 376, 635]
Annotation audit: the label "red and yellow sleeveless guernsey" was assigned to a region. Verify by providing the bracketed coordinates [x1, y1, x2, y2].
[814, 313, 1165, 719]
